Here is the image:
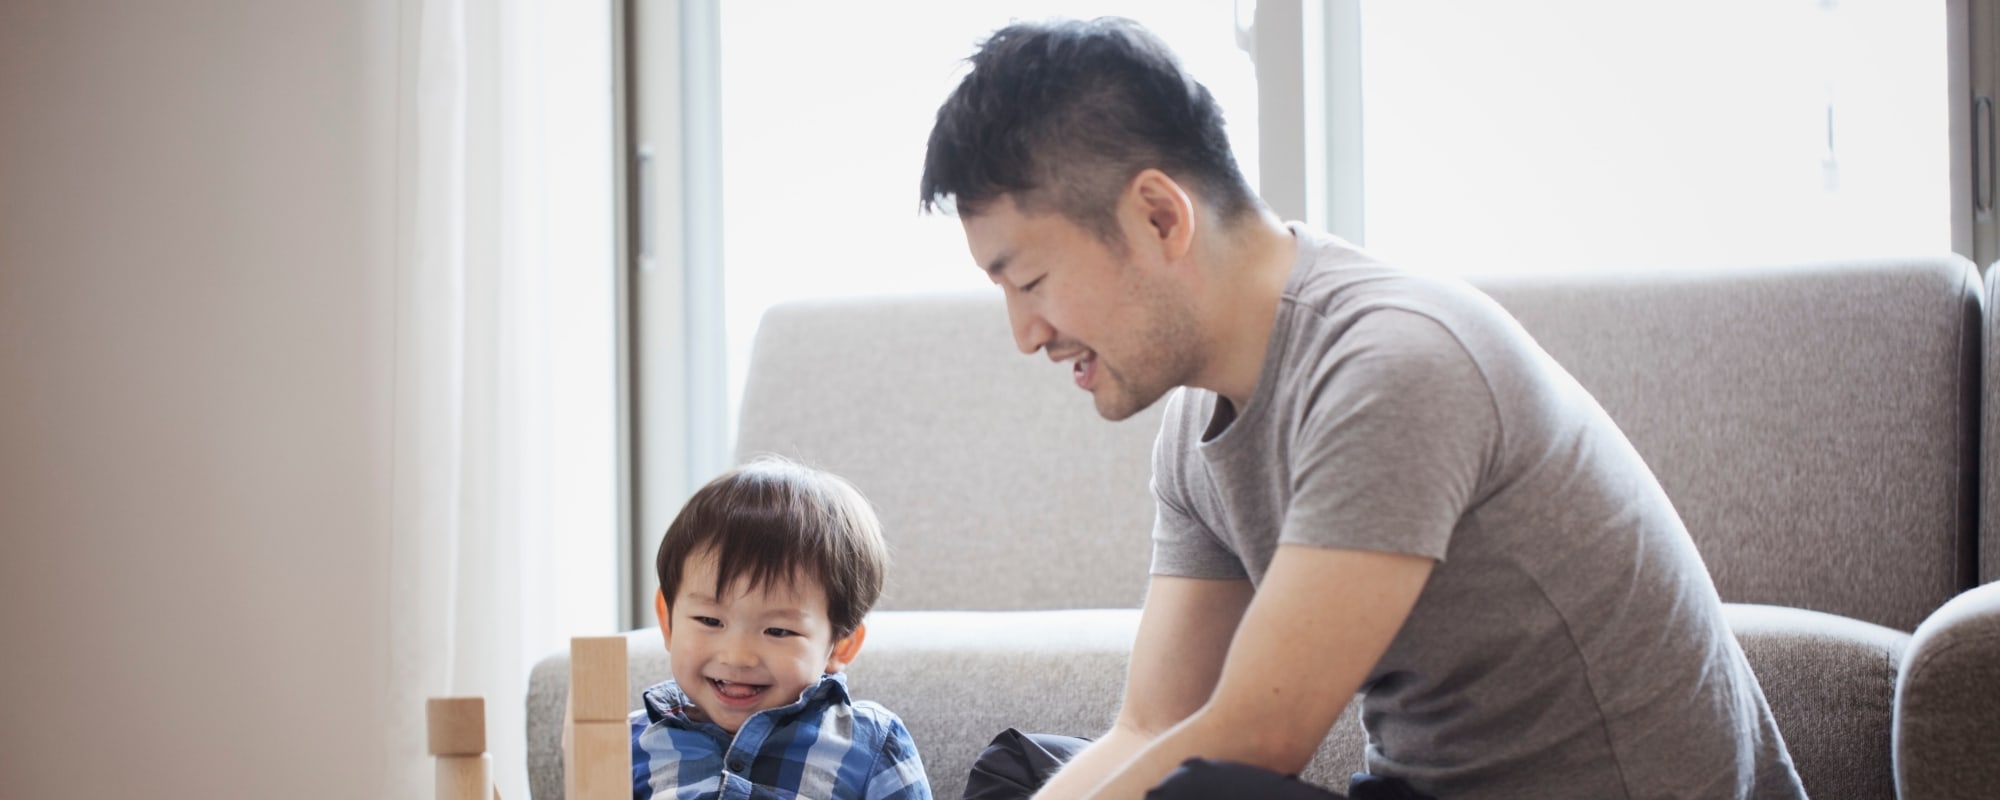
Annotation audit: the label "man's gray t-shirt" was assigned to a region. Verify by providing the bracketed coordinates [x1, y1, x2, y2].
[1150, 226, 1806, 799]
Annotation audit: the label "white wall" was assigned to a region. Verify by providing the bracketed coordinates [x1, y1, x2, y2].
[0, 2, 398, 796]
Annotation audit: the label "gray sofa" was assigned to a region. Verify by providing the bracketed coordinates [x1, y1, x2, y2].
[528, 256, 2000, 799]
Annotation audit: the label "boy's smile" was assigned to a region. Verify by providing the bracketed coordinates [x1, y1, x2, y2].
[707, 678, 767, 706]
[661, 546, 849, 733]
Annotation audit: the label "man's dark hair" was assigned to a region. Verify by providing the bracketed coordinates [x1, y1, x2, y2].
[656, 456, 887, 640]
[920, 17, 1260, 243]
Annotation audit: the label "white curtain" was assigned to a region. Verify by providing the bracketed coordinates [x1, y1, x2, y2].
[389, 0, 621, 797]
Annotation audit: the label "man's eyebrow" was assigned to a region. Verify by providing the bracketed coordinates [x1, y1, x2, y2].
[981, 251, 1013, 278]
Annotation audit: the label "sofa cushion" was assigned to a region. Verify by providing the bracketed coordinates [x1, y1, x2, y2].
[526, 605, 1907, 799]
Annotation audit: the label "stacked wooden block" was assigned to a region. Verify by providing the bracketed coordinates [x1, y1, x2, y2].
[564, 636, 631, 800]
[426, 696, 497, 800]
[428, 635, 629, 799]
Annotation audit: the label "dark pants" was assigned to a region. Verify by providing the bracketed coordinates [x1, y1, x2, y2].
[961, 730, 1435, 800]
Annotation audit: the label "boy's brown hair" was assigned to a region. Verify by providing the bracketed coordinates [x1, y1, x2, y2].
[656, 456, 887, 639]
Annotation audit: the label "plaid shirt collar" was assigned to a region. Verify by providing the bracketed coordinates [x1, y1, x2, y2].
[643, 671, 852, 733]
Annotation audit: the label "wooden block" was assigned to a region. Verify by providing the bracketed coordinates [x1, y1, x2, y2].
[563, 719, 630, 800]
[435, 753, 492, 800]
[568, 636, 628, 722]
[426, 696, 486, 756]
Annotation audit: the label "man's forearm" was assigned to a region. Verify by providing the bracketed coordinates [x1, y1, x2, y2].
[1028, 725, 1155, 800]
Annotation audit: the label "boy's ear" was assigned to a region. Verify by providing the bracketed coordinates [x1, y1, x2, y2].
[654, 588, 672, 651]
[823, 622, 867, 674]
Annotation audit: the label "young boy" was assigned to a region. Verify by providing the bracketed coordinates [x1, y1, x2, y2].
[631, 457, 932, 799]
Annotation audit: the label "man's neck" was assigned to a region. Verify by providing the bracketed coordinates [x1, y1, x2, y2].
[1194, 211, 1298, 411]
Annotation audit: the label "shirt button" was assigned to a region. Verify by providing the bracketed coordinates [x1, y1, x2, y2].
[728, 758, 747, 773]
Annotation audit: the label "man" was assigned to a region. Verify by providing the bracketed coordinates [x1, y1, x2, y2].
[920, 17, 1807, 800]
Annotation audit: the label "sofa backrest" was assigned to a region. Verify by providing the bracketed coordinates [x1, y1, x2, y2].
[736, 256, 1982, 629]
[1984, 264, 2000, 587]
[735, 292, 1164, 611]
[1471, 257, 1981, 632]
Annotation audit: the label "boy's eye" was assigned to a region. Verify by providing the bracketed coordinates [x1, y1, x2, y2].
[764, 627, 798, 638]
[691, 616, 722, 628]
[1020, 276, 1044, 293]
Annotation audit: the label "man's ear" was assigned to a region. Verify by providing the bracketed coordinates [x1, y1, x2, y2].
[823, 622, 867, 674]
[1127, 168, 1195, 262]
[654, 588, 672, 651]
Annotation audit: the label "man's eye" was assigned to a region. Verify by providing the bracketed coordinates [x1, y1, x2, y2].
[764, 628, 798, 638]
[691, 616, 722, 628]
[1020, 276, 1044, 292]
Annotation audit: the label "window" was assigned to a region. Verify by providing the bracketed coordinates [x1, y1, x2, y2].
[1353, 0, 1950, 274]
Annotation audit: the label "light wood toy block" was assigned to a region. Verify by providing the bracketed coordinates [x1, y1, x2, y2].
[564, 719, 629, 800]
[426, 696, 487, 756]
[568, 635, 629, 722]
[435, 754, 492, 800]
[426, 695, 501, 800]
[564, 636, 630, 799]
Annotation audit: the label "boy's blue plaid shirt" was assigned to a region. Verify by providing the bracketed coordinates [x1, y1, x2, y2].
[630, 672, 932, 799]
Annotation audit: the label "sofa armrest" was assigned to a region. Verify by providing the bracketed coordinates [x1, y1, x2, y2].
[1722, 603, 1907, 799]
[1895, 581, 2000, 799]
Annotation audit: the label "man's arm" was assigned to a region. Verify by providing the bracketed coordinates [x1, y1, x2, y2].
[1029, 574, 1254, 800]
[1079, 544, 1435, 799]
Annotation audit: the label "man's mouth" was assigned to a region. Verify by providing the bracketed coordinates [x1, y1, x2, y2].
[1072, 352, 1098, 390]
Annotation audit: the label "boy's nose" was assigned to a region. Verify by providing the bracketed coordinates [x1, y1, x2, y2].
[717, 635, 759, 668]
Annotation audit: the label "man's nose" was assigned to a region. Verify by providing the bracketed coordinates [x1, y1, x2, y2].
[1007, 297, 1053, 356]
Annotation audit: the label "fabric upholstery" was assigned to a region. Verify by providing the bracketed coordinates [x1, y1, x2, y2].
[1985, 264, 2000, 586]
[1724, 604, 1908, 800]
[524, 606, 1913, 799]
[1894, 582, 2000, 799]
[734, 294, 1163, 611]
[1473, 258, 1981, 631]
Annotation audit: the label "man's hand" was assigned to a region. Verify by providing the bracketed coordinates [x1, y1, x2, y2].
[1028, 575, 1254, 800]
[1077, 544, 1434, 798]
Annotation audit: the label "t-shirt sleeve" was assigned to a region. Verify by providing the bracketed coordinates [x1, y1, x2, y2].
[1282, 309, 1498, 561]
[1149, 388, 1250, 580]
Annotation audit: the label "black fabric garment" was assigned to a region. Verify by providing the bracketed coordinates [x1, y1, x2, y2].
[962, 730, 1094, 800]
[1143, 757, 1346, 799]
[960, 729, 1436, 800]
[1347, 772, 1440, 800]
